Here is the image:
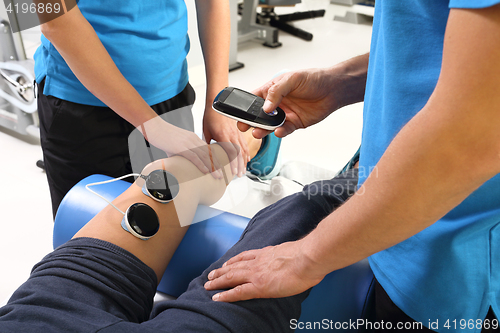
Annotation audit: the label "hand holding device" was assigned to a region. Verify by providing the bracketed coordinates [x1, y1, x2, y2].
[245, 69, 350, 139]
[212, 87, 286, 131]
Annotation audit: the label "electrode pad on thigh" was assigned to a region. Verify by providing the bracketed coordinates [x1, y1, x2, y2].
[142, 170, 180, 203]
[121, 203, 160, 240]
[85, 174, 161, 240]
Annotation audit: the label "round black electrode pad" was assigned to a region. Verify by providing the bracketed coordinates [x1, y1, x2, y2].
[125, 203, 160, 239]
[145, 170, 180, 203]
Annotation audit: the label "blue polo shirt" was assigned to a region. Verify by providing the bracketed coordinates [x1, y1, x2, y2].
[34, 0, 190, 107]
[359, 0, 500, 330]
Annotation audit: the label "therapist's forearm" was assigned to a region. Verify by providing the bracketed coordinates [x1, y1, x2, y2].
[327, 52, 369, 109]
[40, 7, 157, 127]
[195, 0, 230, 106]
[301, 102, 500, 277]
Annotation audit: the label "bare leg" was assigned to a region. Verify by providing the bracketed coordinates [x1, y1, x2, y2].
[74, 135, 262, 282]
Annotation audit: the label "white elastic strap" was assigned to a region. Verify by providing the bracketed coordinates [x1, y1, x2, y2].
[85, 173, 141, 215]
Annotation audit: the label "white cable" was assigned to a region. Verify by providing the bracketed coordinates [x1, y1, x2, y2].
[85, 173, 141, 215]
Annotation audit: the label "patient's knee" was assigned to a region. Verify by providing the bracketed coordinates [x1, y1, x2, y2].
[135, 145, 232, 207]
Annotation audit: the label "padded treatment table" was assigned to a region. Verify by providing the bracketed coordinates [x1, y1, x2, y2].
[54, 175, 374, 331]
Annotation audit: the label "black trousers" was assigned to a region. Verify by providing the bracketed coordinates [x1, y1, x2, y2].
[37, 80, 195, 218]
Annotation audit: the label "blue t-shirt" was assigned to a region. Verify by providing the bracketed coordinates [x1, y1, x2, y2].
[359, 0, 500, 330]
[34, 0, 190, 107]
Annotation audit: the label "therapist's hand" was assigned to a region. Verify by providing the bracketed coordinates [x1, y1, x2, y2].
[240, 54, 369, 139]
[140, 117, 224, 178]
[238, 68, 343, 139]
[204, 240, 325, 302]
[203, 108, 249, 177]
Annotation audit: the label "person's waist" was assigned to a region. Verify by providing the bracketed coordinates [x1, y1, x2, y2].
[42, 68, 189, 107]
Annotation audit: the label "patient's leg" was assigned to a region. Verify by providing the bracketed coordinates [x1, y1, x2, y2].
[73, 129, 262, 282]
[142, 169, 360, 333]
[74, 143, 235, 282]
[0, 136, 264, 332]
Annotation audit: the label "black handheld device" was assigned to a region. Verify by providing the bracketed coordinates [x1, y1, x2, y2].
[212, 87, 286, 130]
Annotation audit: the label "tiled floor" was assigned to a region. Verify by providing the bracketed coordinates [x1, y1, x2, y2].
[0, 0, 372, 303]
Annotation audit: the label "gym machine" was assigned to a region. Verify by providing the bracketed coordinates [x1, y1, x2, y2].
[0, 17, 38, 140]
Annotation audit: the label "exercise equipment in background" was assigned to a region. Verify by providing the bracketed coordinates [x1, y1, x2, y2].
[0, 20, 38, 139]
[258, 0, 325, 41]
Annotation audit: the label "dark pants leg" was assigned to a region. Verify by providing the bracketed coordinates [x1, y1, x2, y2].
[37, 80, 195, 218]
[0, 171, 358, 333]
[139, 169, 359, 333]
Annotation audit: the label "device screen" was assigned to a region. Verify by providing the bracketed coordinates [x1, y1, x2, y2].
[224, 89, 255, 111]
